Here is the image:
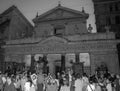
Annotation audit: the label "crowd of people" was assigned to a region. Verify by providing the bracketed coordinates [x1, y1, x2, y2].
[0, 66, 120, 91]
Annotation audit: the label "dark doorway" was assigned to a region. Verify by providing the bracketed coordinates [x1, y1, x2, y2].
[55, 66, 61, 78]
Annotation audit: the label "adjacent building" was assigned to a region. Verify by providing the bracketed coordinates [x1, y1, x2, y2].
[0, 5, 33, 71]
[93, 0, 120, 37]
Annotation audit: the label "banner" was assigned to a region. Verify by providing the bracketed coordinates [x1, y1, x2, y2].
[80, 53, 90, 66]
[24, 55, 31, 66]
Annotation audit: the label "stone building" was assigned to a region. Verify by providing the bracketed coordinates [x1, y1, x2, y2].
[2, 4, 120, 74]
[0, 5, 33, 71]
[93, 0, 120, 73]
[93, 0, 120, 35]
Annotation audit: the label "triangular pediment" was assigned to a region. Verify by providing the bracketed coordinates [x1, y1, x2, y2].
[33, 5, 89, 23]
[0, 5, 33, 27]
[37, 36, 68, 46]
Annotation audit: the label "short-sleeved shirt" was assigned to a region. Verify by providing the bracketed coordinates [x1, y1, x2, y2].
[74, 79, 83, 91]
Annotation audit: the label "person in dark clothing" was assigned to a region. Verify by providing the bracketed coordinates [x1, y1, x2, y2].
[4, 74, 16, 91]
[115, 75, 120, 91]
[0, 72, 3, 91]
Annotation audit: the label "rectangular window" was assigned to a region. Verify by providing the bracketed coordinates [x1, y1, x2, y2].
[106, 17, 111, 25]
[109, 5, 113, 12]
[24, 55, 31, 66]
[54, 28, 64, 35]
[79, 53, 90, 67]
[115, 16, 120, 24]
[115, 3, 119, 11]
[54, 25, 65, 35]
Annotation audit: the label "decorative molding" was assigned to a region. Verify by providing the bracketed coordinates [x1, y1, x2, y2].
[5, 42, 117, 54]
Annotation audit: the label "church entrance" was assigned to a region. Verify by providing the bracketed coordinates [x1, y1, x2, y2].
[47, 54, 62, 75]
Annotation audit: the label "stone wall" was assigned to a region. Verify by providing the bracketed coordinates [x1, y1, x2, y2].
[90, 50, 119, 74]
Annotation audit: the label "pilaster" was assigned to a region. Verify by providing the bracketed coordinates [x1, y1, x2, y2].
[75, 53, 80, 63]
[61, 54, 66, 72]
[30, 54, 35, 71]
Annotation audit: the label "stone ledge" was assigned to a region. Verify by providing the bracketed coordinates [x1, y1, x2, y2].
[5, 32, 115, 45]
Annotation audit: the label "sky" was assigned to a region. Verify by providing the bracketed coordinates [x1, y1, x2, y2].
[0, 0, 96, 32]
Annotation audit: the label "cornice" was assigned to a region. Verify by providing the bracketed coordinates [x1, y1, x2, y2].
[3, 32, 116, 46]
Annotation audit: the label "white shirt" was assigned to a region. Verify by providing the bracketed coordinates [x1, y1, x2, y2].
[2, 76, 6, 84]
[24, 82, 30, 91]
[60, 85, 70, 91]
[31, 74, 37, 85]
[82, 77, 89, 83]
[74, 79, 83, 91]
[21, 78, 27, 91]
[86, 84, 95, 91]
[30, 84, 36, 91]
[106, 83, 112, 91]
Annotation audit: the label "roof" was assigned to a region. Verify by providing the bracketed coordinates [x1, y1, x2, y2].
[33, 4, 89, 23]
[0, 5, 33, 27]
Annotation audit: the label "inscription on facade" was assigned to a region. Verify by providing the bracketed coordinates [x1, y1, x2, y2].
[5, 42, 116, 54]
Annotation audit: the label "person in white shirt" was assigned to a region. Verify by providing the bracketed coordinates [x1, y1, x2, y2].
[60, 78, 70, 91]
[21, 75, 27, 91]
[24, 75, 36, 91]
[86, 77, 95, 91]
[24, 76, 31, 91]
[106, 78, 112, 91]
[82, 73, 89, 91]
[14, 75, 21, 91]
[74, 74, 84, 91]
[2, 75, 6, 84]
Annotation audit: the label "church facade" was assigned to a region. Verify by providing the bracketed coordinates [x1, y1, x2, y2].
[2, 4, 120, 74]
